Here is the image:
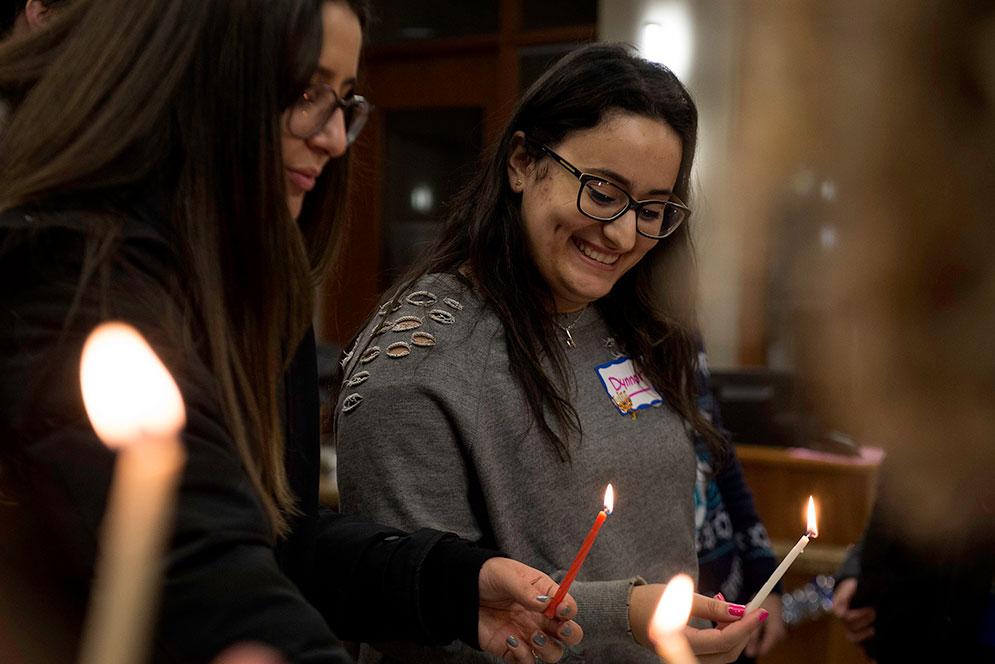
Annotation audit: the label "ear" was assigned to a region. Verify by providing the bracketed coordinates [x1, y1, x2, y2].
[507, 131, 534, 193]
[24, 0, 52, 29]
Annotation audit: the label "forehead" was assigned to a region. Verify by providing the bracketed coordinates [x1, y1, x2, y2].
[313, 1, 363, 86]
[553, 112, 683, 194]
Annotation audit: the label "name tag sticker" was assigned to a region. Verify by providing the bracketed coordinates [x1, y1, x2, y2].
[594, 356, 663, 416]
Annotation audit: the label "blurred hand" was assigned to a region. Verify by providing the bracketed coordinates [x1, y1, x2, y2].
[211, 644, 286, 664]
[743, 594, 786, 658]
[477, 557, 583, 664]
[630, 585, 766, 663]
[832, 577, 876, 643]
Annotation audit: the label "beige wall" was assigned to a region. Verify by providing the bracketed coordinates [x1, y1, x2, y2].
[599, 0, 746, 367]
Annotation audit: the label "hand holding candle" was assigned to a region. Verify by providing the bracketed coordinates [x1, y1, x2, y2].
[78, 322, 188, 664]
[545, 483, 614, 619]
[648, 574, 698, 664]
[745, 496, 818, 613]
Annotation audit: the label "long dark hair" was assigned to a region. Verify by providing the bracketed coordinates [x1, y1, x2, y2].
[385, 42, 725, 462]
[0, 0, 325, 536]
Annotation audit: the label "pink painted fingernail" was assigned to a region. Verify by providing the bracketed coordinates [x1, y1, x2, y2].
[715, 592, 725, 601]
[728, 605, 746, 617]
[759, 609, 769, 623]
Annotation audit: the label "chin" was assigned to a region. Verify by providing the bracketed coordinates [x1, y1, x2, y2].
[288, 197, 304, 220]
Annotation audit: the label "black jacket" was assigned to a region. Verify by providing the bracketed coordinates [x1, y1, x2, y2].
[0, 206, 494, 663]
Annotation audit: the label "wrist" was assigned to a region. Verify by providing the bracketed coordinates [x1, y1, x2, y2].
[627, 584, 662, 650]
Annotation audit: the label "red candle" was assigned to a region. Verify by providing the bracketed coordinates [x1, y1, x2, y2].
[545, 483, 614, 618]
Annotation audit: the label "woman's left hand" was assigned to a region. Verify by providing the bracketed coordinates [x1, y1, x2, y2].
[743, 594, 786, 657]
[477, 557, 583, 663]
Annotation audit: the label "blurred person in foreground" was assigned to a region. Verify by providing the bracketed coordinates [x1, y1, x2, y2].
[803, 1, 995, 661]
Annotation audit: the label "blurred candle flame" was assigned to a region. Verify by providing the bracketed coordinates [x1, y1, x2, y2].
[604, 483, 614, 514]
[648, 574, 694, 644]
[806, 496, 818, 538]
[80, 322, 186, 448]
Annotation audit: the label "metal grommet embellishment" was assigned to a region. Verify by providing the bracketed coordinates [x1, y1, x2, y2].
[360, 346, 381, 363]
[411, 331, 436, 347]
[406, 290, 438, 307]
[443, 296, 463, 311]
[386, 341, 411, 358]
[391, 316, 422, 332]
[428, 309, 455, 324]
[345, 371, 370, 387]
[342, 393, 363, 413]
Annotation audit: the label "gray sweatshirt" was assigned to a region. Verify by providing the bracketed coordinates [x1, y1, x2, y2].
[335, 273, 698, 663]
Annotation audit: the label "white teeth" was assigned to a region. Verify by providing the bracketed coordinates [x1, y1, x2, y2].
[574, 239, 619, 265]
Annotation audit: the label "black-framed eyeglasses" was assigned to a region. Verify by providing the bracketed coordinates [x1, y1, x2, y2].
[286, 82, 371, 144]
[538, 144, 690, 240]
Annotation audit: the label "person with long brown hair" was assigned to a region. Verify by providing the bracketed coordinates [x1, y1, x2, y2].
[334, 43, 765, 663]
[0, 1, 583, 662]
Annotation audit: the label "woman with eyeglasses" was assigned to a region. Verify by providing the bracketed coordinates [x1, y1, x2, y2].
[334, 43, 766, 663]
[0, 1, 583, 663]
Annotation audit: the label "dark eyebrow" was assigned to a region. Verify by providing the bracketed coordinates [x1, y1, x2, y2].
[312, 65, 333, 82]
[312, 66, 357, 93]
[586, 167, 673, 198]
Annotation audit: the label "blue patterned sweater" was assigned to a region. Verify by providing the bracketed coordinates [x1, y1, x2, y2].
[693, 351, 781, 603]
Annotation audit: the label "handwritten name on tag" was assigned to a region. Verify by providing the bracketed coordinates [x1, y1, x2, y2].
[595, 356, 663, 416]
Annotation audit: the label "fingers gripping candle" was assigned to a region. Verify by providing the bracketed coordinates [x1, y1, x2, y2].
[545, 484, 614, 619]
[745, 496, 819, 613]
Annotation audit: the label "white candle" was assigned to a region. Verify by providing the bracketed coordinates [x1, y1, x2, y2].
[745, 496, 818, 613]
[78, 323, 187, 664]
[648, 574, 699, 664]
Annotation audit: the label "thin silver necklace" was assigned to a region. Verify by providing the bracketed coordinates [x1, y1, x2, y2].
[556, 305, 588, 348]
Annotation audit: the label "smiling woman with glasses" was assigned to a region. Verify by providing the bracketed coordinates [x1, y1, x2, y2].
[335, 43, 767, 664]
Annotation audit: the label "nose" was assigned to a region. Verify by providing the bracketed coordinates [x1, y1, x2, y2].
[307, 108, 348, 158]
[601, 208, 638, 252]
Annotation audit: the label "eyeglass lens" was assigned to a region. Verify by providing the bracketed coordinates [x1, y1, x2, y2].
[288, 85, 368, 143]
[580, 179, 685, 238]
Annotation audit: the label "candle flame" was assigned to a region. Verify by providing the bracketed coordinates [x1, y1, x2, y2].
[80, 322, 186, 448]
[648, 574, 694, 644]
[603, 483, 614, 515]
[806, 496, 818, 538]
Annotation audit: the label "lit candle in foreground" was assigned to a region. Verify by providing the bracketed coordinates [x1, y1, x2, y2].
[745, 496, 819, 613]
[78, 322, 187, 664]
[545, 483, 614, 618]
[648, 574, 698, 664]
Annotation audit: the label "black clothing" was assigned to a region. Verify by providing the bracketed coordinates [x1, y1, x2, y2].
[837, 456, 995, 663]
[0, 206, 495, 664]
